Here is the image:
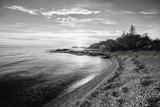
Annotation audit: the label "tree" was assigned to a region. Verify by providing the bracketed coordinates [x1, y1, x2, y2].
[104, 39, 117, 51]
[136, 33, 151, 48]
[121, 31, 126, 36]
[116, 34, 141, 50]
[89, 43, 100, 49]
[150, 39, 160, 50]
[130, 25, 136, 35]
[88, 25, 159, 51]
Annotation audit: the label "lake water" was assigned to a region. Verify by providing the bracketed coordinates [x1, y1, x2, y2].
[0, 47, 111, 106]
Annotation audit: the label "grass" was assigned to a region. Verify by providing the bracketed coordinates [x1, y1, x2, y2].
[80, 100, 92, 107]
[107, 71, 121, 83]
[147, 97, 160, 107]
[104, 83, 121, 90]
[111, 91, 119, 97]
[140, 77, 154, 87]
[155, 86, 160, 91]
[116, 99, 124, 107]
[90, 91, 99, 98]
[140, 80, 153, 86]
[122, 87, 129, 93]
[133, 60, 145, 73]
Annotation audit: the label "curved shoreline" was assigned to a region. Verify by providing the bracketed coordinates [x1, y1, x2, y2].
[44, 57, 119, 107]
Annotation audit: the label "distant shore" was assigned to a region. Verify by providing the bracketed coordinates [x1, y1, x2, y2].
[49, 48, 111, 58]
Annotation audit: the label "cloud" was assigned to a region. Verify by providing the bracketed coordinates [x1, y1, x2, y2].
[56, 16, 95, 27]
[0, 23, 28, 28]
[4, 5, 38, 15]
[101, 20, 115, 24]
[139, 10, 159, 15]
[4, 5, 101, 20]
[40, 7, 101, 19]
[106, 10, 135, 15]
[55, 16, 115, 27]
[123, 11, 135, 14]
[91, 0, 117, 4]
[95, 18, 115, 25]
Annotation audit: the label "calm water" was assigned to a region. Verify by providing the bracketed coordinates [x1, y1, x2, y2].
[0, 47, 111, 106]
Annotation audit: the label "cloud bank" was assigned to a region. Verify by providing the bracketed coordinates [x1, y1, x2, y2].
[4, 5, 101, 19]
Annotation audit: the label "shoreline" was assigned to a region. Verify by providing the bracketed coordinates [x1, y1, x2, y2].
[47, 49, 160, 107]
[0, 49, 113, 107]
[44, 57, 119, 107]
[70, 50, 160, 107]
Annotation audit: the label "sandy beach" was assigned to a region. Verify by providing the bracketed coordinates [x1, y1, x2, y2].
[67, 51, 160, 107]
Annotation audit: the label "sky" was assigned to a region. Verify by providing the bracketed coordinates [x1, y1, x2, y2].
[0, 0, 160, 48]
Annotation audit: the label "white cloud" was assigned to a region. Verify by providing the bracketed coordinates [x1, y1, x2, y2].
[41, 7, 101, 19]
[95, 18, 116, 25]
[106, 10, 135, 15]
[106, 11, 121, 15]
[139, 10, 159, 15]
[4, 5, 101, 20]
[100, 20, 115, 25]
[56, 17, 115, 27]
[56, 16, 95, 27]
[4, 5, 38, 15]
[124, 11, 135, 14]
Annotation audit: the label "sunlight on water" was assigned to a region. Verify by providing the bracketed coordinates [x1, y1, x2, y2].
[0, 47, 112, 106]
[0, 47, 111, 80]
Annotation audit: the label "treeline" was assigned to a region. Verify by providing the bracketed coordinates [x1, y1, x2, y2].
[89, 25, 160, 51]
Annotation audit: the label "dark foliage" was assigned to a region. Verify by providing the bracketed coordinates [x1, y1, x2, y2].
[89, 26, 160, 51]
[116, 34, 142, 50]
[150, 39, 160, 51]
[147, 97, 160, 107]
